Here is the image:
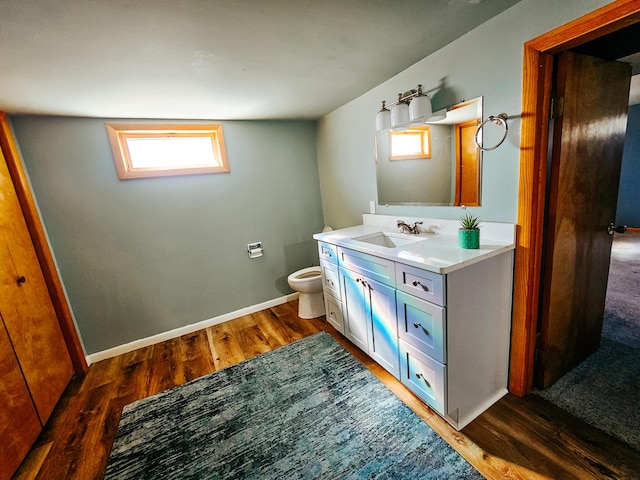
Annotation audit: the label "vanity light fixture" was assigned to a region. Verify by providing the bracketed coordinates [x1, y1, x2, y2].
[409, 85, 432, 123]
[391, 93, 411, 130]
[376, 101, 391, 132]
[375, 84, 438, 133]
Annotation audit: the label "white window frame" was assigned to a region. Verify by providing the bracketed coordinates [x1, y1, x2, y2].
[106, 123, 230, 179]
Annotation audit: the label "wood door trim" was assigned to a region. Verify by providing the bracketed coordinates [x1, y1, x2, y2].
[0, 112, 88, 374]
[510, 0, 640, 395]
[454, 119, 481, 207]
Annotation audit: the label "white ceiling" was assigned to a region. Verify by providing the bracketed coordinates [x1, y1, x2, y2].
[0, 0, 522, 120]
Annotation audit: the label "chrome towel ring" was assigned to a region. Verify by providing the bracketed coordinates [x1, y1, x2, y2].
[474, 113, 508, 151]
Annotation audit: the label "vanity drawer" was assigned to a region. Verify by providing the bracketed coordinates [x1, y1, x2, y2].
[320, 259, 341, 298]
[395, 263, 445, 306]
[318, 241, 338, 264]
[396, 291, 446, 363]
[324, 293, 344, 334]
[399, 339, 446, 416]
[337, 247, 395, 287]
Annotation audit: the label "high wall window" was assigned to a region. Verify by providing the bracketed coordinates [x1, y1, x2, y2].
[106, 123, 229, 179]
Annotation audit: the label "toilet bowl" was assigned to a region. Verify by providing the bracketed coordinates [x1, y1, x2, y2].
[287, 266, 325, 319]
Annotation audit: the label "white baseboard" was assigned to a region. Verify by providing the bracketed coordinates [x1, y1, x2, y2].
[86, 293, 299, 365]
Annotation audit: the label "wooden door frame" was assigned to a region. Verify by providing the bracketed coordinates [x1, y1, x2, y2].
[0, 113, 88, 375]
[510, 0, 640, 396]
[454, 119, 481, 207]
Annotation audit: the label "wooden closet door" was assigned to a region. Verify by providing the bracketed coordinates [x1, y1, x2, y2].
[0, 313, 42, 479]
[0, 148, 74, 424]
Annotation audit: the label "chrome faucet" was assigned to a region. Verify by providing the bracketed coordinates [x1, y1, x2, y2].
[397, 220, 423, 234]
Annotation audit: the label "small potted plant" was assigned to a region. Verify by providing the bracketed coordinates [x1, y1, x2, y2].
[459, 212, 480, 249]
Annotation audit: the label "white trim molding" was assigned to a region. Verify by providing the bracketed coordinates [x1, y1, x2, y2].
[86, 293, 299, 365]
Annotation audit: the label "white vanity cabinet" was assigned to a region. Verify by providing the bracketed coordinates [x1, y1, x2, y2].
[396, 264, 448, 415]
[338, 247, 399, 378]
[318, 242, 344, 334]
[396, 253, 514, 429]
[314, 217, 515, 430]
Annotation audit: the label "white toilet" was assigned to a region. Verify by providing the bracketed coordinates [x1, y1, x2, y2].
[287, 266, 325, 319]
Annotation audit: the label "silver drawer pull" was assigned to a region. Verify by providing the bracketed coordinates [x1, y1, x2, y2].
[412, 280, 429, 292]
[415, 372, 431, 388]
[413, 322, 430, 336]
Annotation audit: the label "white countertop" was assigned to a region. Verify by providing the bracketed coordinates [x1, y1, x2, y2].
[313, 216, 515, 274]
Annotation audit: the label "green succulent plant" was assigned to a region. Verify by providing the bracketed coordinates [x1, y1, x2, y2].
[459, 212, 480, 230]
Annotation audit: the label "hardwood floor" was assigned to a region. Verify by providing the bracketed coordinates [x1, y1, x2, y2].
[14, 301, 640, 480]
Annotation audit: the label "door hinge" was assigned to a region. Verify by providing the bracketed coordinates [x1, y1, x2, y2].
[550, 96, 564, 118]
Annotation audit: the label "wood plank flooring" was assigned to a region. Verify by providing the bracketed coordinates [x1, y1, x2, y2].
[14, 301, 640, 480]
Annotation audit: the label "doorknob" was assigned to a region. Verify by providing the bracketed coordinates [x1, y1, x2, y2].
[607, 223, 627, 235]
[17, 276, 26, 285]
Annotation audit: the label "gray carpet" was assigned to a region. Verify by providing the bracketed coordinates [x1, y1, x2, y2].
[537, 233, 640, 451]
[105, 331, 482, 479]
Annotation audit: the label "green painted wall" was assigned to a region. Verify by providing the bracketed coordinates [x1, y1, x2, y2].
[9, 0, 618, 356]
[11, 117, 323, 354]
[316, 0, 612, 229]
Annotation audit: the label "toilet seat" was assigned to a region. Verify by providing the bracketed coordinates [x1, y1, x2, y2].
[288, 266, 322, 282]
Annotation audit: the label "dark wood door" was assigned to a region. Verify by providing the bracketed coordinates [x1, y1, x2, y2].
[0, 147, 74, 424]
[537, 51, 631, 388]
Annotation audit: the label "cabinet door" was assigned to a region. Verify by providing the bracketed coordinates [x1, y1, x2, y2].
[318, 241, 338, 264]
[396, 291, 446, 363]
[366, 278, 399, 378]
[399, 339, 446, 416]
[324, 293, 344, 334]
[395, 263, 445, 307]
[0, 313, 42, 479]
[320, 259, 341, 299]
[340, 267, 369, 352]
[0, 149, 74, 424]
[338, 247, 395, 287]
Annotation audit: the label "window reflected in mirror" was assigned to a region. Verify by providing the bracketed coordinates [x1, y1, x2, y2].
[390, 127, 431, 160]
[375, 97, 482, 206]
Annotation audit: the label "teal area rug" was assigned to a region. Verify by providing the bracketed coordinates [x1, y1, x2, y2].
[105, 331, 482, 479]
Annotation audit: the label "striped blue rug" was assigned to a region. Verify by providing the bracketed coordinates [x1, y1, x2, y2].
[105, 331, 482, 479]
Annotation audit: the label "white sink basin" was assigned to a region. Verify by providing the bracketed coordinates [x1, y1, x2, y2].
[352, 231, 425, 249]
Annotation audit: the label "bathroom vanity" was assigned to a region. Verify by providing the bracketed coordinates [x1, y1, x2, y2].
[313, 214, 515, 430]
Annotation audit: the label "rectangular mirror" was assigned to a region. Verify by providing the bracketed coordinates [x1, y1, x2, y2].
[375, 96, 482, 206]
